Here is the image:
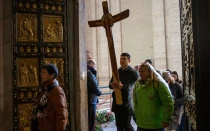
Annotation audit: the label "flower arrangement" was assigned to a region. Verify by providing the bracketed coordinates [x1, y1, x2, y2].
[94, 111, 115, 131]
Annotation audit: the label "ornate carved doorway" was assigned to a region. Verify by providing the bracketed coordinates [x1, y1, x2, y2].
[12, 0, 70, 130]
[180, 0, 196, 130]
[180, 0, 210, 130]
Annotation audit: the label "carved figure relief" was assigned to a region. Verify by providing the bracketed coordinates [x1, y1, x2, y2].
[33, 47, 38, 52]
[29, 64, 38, 84]
[20, 63, 29, 86]
[58, 60, 64, 84]
[55, 20, 63, 40]
[44, 58, 64, 85]
[58, 47, 63, 53]
[17, 13, 38, 42]
[19, 47, 24, 52]
[43, 15, 63, 42]
[13, 0, 68, 129]
[44, 47, 63, 53]
[27, 92, 33, 98]
[19, 92, 25, 99]
[17, 58, 39, 87]
[18, 104, 33, 131]
[26, 47, 31, 53]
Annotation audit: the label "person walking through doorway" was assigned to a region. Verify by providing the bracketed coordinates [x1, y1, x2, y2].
[133, 63, 174, 131]
[109, 52, 139, 131]
[31, 64, 68, 131]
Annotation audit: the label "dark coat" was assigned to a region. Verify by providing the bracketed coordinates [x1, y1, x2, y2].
[168, 82, 184, 130]
[87, 66, 102, 105]
[169, 82, 184, 109]
[109, 66, 139, 114]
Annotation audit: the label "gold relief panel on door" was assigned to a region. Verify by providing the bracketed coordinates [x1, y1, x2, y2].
[43, 15, 63, 42]
[16, 13, 38, 42]
[43, 58, 64, 85]
[17, 58, 39, 87]
[18, 104, 33, 131]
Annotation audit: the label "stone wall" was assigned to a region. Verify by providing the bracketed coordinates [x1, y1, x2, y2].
[86, 0, 122, 86]
[0, 0, 13, 130]
[86, 0, 182, 82]
[0, 0, 3, 113]
[164, 0, 182, 77]
[74, 0, 88, 130]
[152, 0, 182, 76]
[86, 0, 154, 85]
[121, 0, 154, 67]
[152, 0, 167, 71]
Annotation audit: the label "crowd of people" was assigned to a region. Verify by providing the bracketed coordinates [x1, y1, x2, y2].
[108, 53, 184, 131]
[29, 52, 184, 131]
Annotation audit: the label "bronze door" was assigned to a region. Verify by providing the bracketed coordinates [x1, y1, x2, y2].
[12, 0, 70, 130]
[180, 0, 196, 130]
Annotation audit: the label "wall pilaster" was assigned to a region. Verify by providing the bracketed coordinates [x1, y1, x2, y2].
[0, 0, 13, 130]
[164, 0, 182, 77]
[152, 0, 167, 72]
[0, 0, 4, 113]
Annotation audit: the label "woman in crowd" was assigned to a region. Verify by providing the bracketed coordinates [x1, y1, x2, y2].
[133, 63, 174, 131]
[162, 71, 184, 131]
[171, 71, 184, 131]
[171, 71, 182, 85]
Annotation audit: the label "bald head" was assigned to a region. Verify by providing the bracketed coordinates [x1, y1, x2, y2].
[87, 59, 97, 69]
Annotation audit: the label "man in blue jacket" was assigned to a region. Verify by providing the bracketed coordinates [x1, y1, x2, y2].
[87, 59, 102, 131]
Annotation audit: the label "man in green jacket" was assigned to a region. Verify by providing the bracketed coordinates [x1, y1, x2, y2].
[133, 63, 174, 131]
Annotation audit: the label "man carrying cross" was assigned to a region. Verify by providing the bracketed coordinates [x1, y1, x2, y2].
[109, 53, 139, 131]
[88, 1, 138, 131]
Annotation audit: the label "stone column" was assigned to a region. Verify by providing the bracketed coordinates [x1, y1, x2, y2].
[109, 0, 122, 68]
[93, 0, 111, 85]
[152, 0, 167, 72]
[86, 0, 97, 60]
[73, 0, 88, 130]
[121, 0, 154, 66]
[164, 0, 182, 78]
[0, 0, 3, 113]
[0, 0, 13, 130]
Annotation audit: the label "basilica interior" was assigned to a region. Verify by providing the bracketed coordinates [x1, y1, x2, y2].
[0, 0, 210, 131]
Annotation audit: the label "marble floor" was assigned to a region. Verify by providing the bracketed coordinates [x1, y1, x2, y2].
[102, 119, 137, 131]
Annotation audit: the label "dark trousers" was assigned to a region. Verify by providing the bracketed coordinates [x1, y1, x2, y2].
[137, 127, 164, 131]
[88, 104, 96, 131]
[176, 113, 185, 131]
[115, 114, 134, 131]
[31, 119, 39, 131]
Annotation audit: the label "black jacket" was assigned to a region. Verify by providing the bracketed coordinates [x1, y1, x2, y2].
[87, 66, 102, 105]
[169, 82, 184, 109]
[109, 66, 139, 114]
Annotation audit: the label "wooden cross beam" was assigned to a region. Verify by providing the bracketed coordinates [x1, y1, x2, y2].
[88, 1, 129, 105]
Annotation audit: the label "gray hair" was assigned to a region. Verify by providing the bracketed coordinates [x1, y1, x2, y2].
[87, 59, 96, 65]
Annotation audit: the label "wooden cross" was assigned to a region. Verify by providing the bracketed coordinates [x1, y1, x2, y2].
[88, 1, 129, 105]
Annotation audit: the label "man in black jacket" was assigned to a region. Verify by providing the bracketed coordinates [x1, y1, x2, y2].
[109, 53, 139, 131]
[87, 59, 102, 131]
